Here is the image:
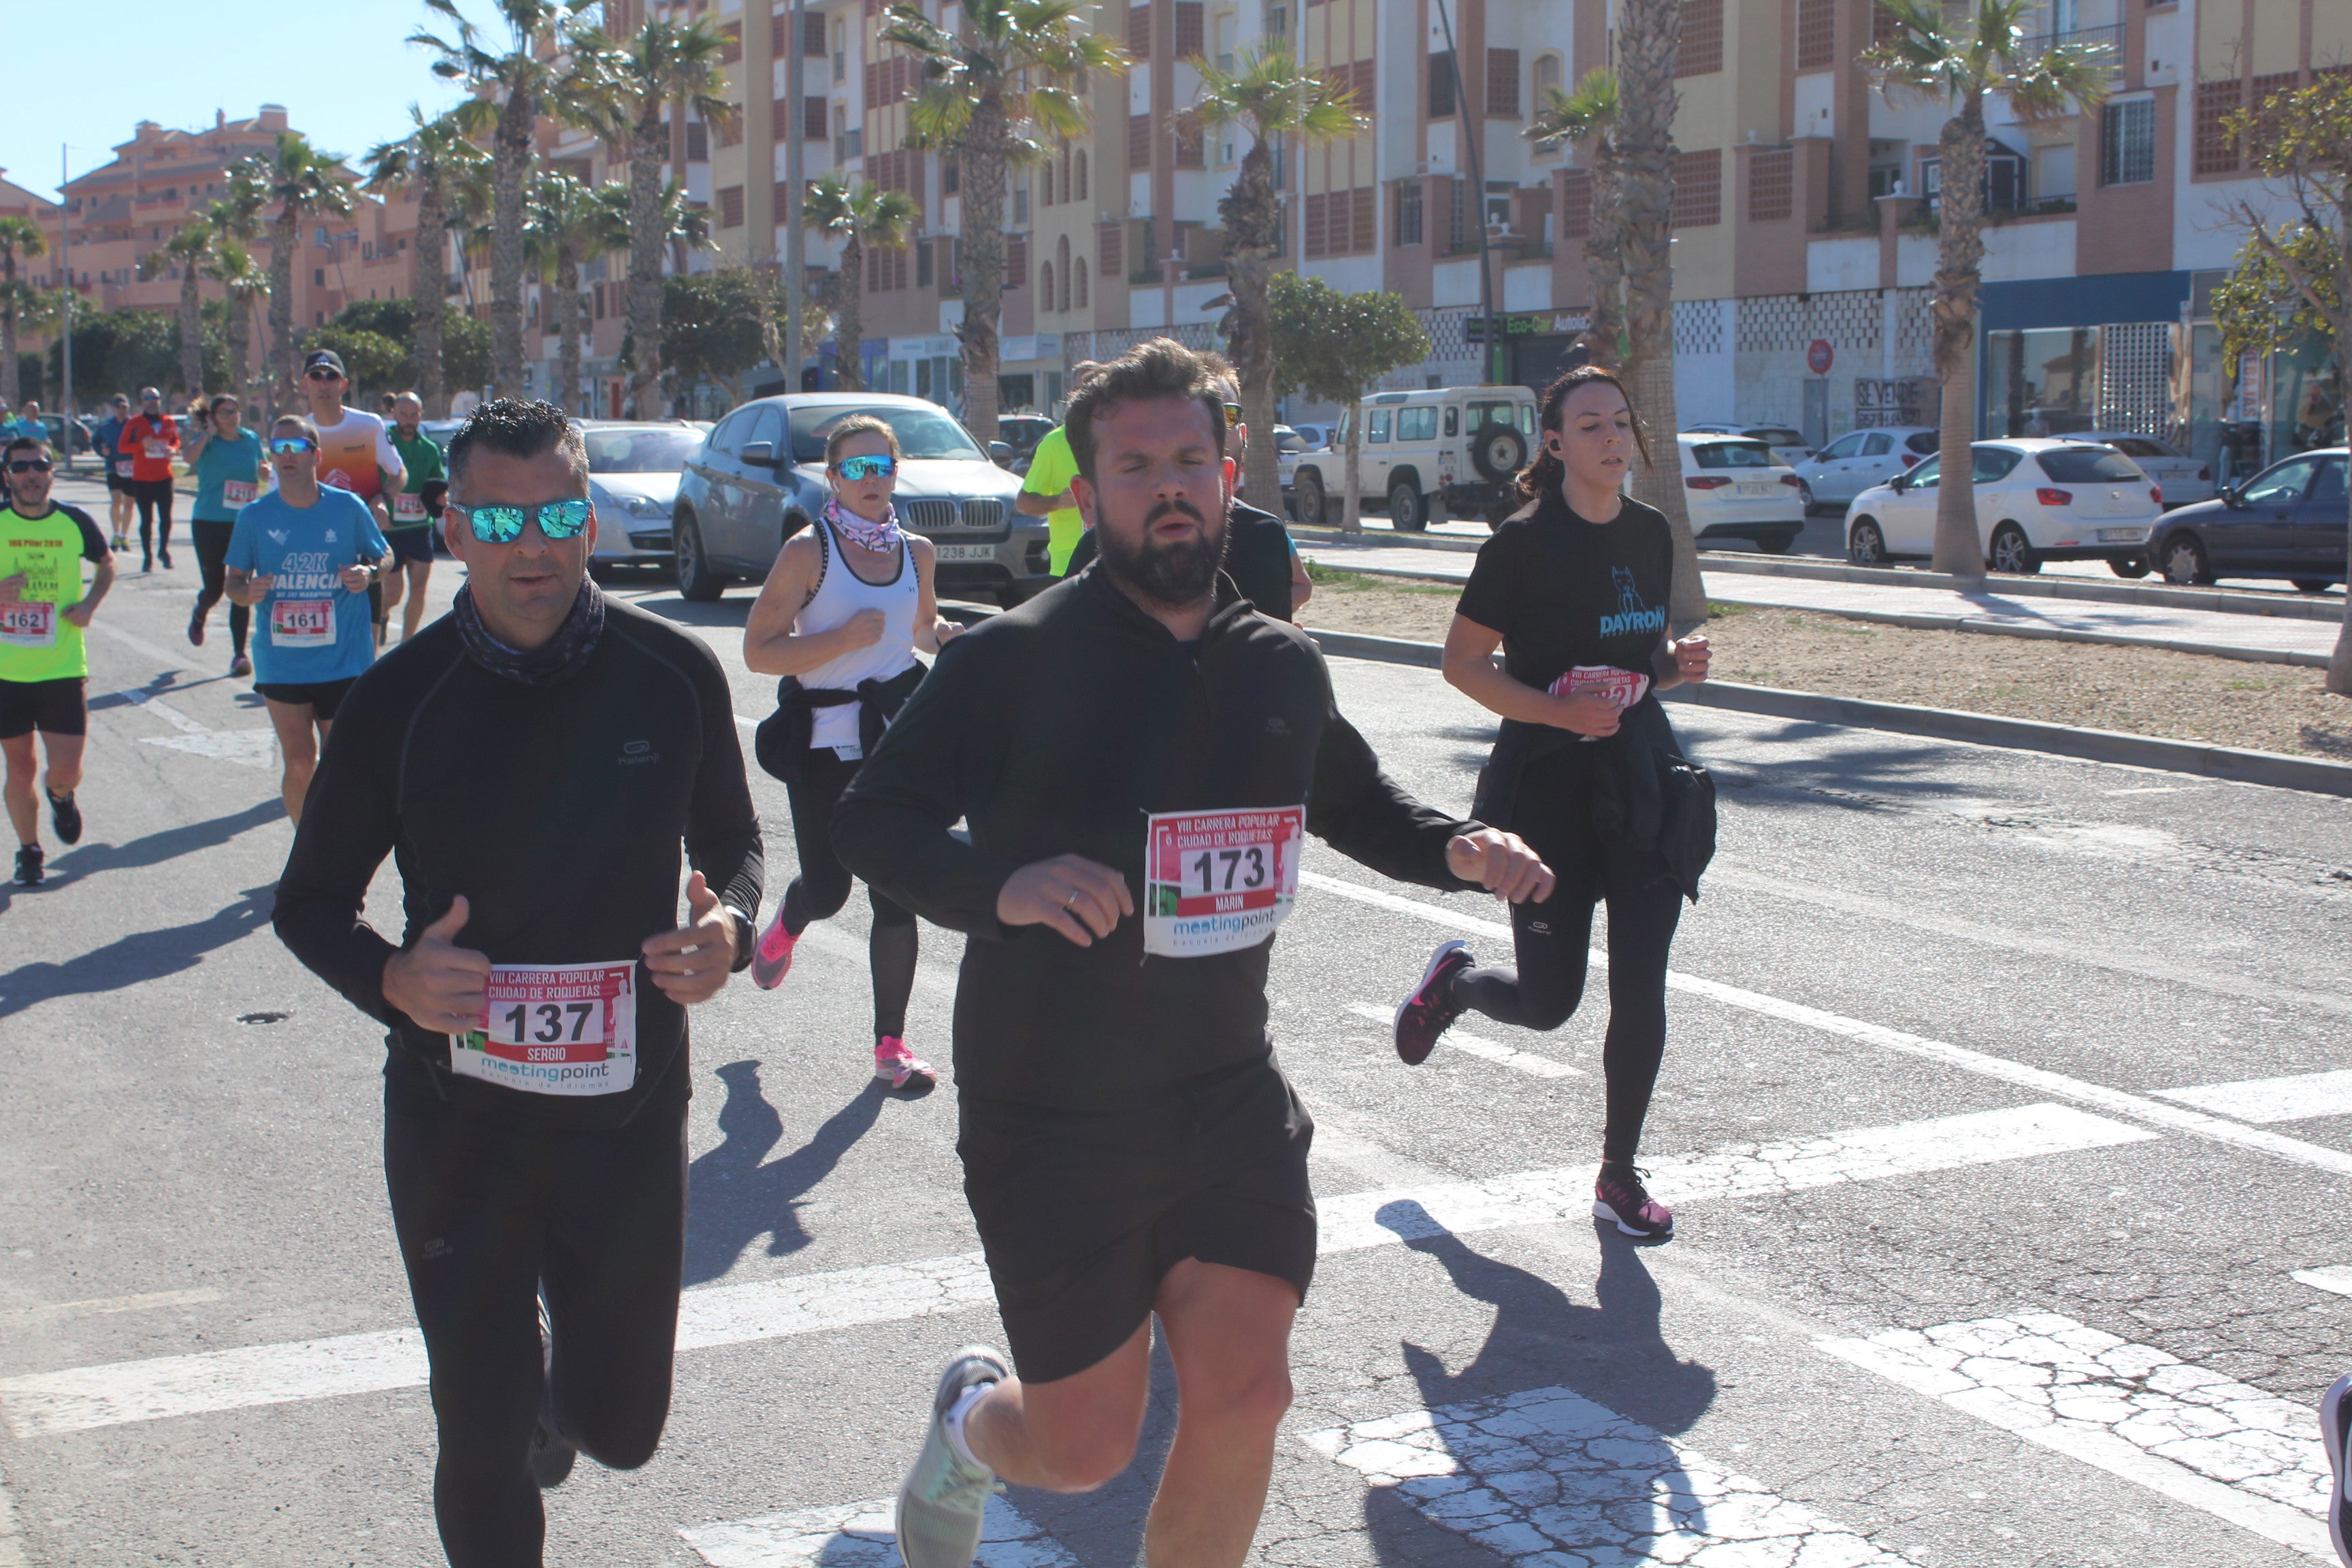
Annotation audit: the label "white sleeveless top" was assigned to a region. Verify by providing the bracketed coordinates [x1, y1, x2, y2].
[795, 517, 921, 757]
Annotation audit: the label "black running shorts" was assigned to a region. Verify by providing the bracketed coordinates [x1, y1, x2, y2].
[386, 526, 436, 566]
[255, 677, 358, 721]
[957, 1057, 1317, 1385]
[0, 677, 88, 740]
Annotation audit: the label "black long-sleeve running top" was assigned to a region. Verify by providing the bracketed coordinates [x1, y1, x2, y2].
[274, 595, 763, 1128]
[833, 568, 1482, 1112]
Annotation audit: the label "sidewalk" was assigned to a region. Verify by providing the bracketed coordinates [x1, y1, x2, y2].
[1294, 537, 2345, 668]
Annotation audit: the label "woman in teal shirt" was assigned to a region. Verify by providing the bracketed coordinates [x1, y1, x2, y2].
[184, 395, 263, 676]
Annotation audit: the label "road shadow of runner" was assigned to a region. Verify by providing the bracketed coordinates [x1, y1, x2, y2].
[35, 798, 281, 881]
[1355, 1200, 1719, 1566]
[683, 1061, 887, 1286]
[0, 882, 278, 1017]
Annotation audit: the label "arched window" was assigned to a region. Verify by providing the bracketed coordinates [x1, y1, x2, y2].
[1529, 55, 1565, 157]
[1073, 259, 1088, 309]
[1056, 235, 1073, 312]
[1075, 150, 1089, 201]
[1039, 260, 1056, 309]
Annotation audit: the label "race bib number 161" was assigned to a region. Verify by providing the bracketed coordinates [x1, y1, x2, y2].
[1142, 806, 1304, 958]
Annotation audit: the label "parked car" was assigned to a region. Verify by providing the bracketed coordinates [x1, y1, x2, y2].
[1678, 434, 1806, 553]
[580, 422, 701, 573]
[672, 393, 1046, 606]
[1289, 385, 1539, 532]
[419, 418, 465, 451]
[1791, 426, 1940, 510]
[994, 413, 1054, 468]
[1685, 422, 1814, 469]
[1273, 425, 1309, 501]
[1844, 438, 2163, 574]
[1286, 422, 1335, 451]
[2076, 430, 2216, 508]
[2145, 446, 2347, 589]
[31, 414, 94, 458]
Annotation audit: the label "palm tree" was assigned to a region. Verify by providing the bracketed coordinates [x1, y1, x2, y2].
[203, 242, 268, 406]
[1530, 68, 1626, 377]
[571, 16, 735, 417]
[1612, 0, 1703, 630]
[142, 221, 218, 398]
[365, 106, 490, 417]
[527, 172, 627, 415]
[237, 132, 354, 411]
[881, 0, 1126, 441]
[0, 217, 48, 409]
[1867, 0, 2113, 577]
[1188, 43, 1365, 503]
[412, 0, 595, 399]
[800, 171, 918, 393]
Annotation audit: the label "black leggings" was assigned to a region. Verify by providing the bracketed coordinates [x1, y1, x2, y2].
[385, 1081, 687, 1568]
[783, 745, 917, 1039]
[1452, 746, 1684, 1166]
[129, 478, 174, 561]
[190, 519, 250, 656]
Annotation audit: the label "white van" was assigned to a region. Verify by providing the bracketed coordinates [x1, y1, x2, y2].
[1288, 385, 1541, 531]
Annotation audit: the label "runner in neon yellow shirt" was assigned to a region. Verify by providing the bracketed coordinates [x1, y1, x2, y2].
[1013, 361, 1105, 576]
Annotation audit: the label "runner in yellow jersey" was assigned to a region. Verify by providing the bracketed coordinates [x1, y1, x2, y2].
[0, 436, 114, 886]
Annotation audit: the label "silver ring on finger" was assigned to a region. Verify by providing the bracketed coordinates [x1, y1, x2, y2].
[1064, 889, 1081, 912]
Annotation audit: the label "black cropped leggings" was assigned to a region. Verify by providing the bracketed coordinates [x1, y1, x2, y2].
[190, 520, 250, 657]
[785, 745, 917, 1040]
[1451, 746, 1684, 1166]
[385, 1081, 686, 1568]
[128, 477, 174, 562]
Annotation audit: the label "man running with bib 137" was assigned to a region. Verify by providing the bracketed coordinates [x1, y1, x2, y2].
[273, 399, 762, 1567]
[1, 436, 113, 887]
[833, 339, 1553, 1568]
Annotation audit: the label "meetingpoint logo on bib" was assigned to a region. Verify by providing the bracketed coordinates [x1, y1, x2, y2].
[1599, 564, 1666, 640]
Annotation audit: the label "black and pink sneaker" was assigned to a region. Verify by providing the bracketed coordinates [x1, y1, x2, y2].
[750, 906, 800, 990]
[1393, 940, 1473, 1065]
[1594, 1164, 1674, 1240]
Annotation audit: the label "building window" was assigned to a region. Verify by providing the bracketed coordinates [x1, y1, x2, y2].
[1039, 259, 1055, 307]
[1129, 113, 1153, 169]
[942, 157, 958, 194]
[918, 239, 934, 287]
[1671, 148, 1722, 226]
[313, 267, 325, 287]
[1872, 0, 1902, 46]
[719, 185, 745, 227]
[1748, 148, 1793, 222]
[1394, 178, 1423, 246]
[1013, 181, 1029, 223]
[1676, 0, 1723, 76]
[1056, 235, 1072, 310]
[1796, 0, 1835, 69]
[804, 10, 826, 56]
[1486, 48, 1520, 116]
[1128, 3, 1150, 57]
[1099, 221, 1123, 277]
[1174, 121, 1205, 168]
[1175, 1, 1203, 59]
[1531, 53, 1562, 112]
[1073, 261, 1088, 309]
[1006, 233, 1026, 287]
[687, 121, 708, 161]
[2100, 97, 2154, 185]
[1557, 168, 1591, 238]
[1428, 52, 1456, 118]
[1076, 150, 1089, 201]
[833, 18, 847, 80]
[719, 22, 742, 63]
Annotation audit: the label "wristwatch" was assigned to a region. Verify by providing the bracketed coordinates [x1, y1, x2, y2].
[727, 905, 757, 971]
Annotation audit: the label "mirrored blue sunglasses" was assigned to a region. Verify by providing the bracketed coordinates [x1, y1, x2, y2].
[833, 454, 897, 481]
[448, 497, 592, 544]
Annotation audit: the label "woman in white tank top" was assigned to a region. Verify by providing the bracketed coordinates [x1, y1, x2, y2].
[742, 415, 964, 1090]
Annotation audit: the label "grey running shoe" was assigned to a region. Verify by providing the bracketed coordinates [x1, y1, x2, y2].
[894, 1345, 1009, 1568]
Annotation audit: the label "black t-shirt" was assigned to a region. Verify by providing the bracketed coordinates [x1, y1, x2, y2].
[1455, 490, 1673, 694]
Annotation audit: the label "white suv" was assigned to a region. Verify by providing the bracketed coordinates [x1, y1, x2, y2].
[1289, 385, 1539, 531]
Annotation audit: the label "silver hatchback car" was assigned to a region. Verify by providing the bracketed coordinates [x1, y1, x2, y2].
[670, 394, 1047, 606]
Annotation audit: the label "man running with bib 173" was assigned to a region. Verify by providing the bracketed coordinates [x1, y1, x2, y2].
[273, 399, 761, 1568]
[1, 436, 113, 887]
[832, 339, 1554, 1568]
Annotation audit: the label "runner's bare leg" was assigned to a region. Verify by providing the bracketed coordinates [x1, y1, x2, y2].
[1142, 1260, 1297, 1568]
[262, 700, 327, 823]
[400, 559, 433, 641]
[962, 1321, 1152, 1492]
[2, 734, 38, 843]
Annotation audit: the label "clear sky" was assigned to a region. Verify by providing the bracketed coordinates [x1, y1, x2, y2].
[0, 0, 484, 200]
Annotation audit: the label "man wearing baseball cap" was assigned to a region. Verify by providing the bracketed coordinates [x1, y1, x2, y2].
[299, 351, 405, 638]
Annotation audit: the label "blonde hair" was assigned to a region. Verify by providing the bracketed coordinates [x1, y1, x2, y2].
[822, 413, 900, 467]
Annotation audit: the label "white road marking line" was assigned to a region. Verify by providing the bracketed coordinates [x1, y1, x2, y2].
[2153, 1068, 2352, 1124]
[681, 1495, 1075, 1567]
[1301, 869, 2352, 1178]
[1342, 1002, 1581, 1078]
[1317, 1103, 2153, 1254]
[0, 1105, 2138, 1437]
[111, 688, 275, 769]
[1818, 1313, 2333, 1560]
[2291, 1265, 2352, 1298]
[1305, 1384, 1916, 1566]
[2, 1288, 221, 1321]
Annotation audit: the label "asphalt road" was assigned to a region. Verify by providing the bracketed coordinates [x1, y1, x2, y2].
[2, 496, 2350, 1567]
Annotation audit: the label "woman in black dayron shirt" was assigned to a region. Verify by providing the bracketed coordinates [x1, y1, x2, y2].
[1390, 365, 1715, 1241]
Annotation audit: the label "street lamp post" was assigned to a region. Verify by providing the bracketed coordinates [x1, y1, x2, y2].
[1432, 0, 1501, 385]
[784, 0, 806, 391]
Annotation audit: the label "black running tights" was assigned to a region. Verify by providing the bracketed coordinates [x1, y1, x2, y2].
[129, 478, 174, 561]
[1451, 747, 1684, 1166]
[189, 520, 249, 656]
[785, 745, 917, 1039]
[384, 1083, 687, 1568]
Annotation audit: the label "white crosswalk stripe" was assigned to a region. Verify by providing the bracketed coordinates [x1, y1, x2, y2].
[1304, 1385, 1916, 1567]
[1341, 1000, 1582, 1078]
[2153, 1068, 2352, 1125]
[1817, 1313, 2334, 1559]
[0, 1105, 2146, 1437]
[681, 1496, 1075, 1567]
[2292, 1265, 2352, 1298]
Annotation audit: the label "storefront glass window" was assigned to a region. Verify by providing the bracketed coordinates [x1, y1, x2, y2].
[1984, 327, 2102, 436]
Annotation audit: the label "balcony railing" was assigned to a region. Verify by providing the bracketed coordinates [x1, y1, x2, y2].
[2014, 22, 2123, 64]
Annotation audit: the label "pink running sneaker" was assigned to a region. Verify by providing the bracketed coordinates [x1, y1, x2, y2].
[1593, 1164, 1673, 1240]
[875, 1037, 937, 1092]
[750, 907, 798, 990]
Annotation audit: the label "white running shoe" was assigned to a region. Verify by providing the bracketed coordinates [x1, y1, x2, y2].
[894, 1345, 1008, 1568]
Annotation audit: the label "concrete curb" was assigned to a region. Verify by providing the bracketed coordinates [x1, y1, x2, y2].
[1303, 625, 2352, 798]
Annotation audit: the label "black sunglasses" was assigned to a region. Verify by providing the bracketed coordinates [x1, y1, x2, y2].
[7, 458, 52, 474]
[306, 367, 343, 382]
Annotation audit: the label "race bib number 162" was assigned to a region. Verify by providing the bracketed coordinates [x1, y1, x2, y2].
[1142, 806, 1304, 958]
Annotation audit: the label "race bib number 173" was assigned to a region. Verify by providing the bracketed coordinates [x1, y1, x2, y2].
[453, 961, 638, 1096]
[1142, 806, 1304, 958]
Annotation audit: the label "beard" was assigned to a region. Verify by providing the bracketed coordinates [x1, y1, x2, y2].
[1096, 495, 1229, 608]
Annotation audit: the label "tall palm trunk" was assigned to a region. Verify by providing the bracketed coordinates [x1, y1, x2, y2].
[1614, 0, 1704, 632]
[957, 89, 1011, 441]
[490, 89, 536, 397]
[268, 212, 298, 415]
[835, 237, 866, 391]
[178, 269, 203, 397]
[1583, 153, 1627, 375]
[1, 255, 18, 408]
[414, 182, 448, 416]
[1222, 140, 1281, 502]
[557, 253, 583, 416]
[225, 291, 251, 406]
[625, 112, 667, 416]
[1929, 96, 1989, 578]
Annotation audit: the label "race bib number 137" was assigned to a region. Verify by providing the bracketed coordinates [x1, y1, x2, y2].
[453, 961, 638, 1096]
[1143, 806, 1305, 958]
